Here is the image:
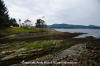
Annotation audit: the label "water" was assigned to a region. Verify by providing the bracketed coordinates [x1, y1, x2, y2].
[55, 29, 100, 38]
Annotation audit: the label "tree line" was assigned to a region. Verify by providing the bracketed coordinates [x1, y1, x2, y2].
[0, 0, 18, 29]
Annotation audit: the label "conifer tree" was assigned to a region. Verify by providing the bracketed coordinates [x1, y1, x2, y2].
[0, 0, 10, 29]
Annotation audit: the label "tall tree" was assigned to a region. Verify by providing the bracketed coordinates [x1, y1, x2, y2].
[0, 0, 10, 29]
[35, 19, 47, 28]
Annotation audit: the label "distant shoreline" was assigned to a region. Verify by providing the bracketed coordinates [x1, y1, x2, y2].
[54, 28, 100, 38]
[47, 24, 100, 29]
[51, 28, 100, 29]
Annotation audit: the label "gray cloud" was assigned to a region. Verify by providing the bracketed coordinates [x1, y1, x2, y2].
[4, 0, 100, 26]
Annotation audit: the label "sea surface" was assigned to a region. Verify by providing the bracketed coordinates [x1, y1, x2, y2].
[55, 29, 100, 38]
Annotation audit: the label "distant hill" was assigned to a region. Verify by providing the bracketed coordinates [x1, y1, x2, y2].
[47, 24, 100, 29]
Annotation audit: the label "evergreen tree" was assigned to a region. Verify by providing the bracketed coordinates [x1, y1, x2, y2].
[0, 0, 10, 29]
[9, 18, 19, 27]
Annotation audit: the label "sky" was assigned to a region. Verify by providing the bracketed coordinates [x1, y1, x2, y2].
[3, 0, 100, 26]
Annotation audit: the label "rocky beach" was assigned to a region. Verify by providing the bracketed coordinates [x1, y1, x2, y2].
[0, 28, 100, 66]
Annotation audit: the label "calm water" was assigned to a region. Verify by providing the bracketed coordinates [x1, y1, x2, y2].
[55, 29, 100, 38]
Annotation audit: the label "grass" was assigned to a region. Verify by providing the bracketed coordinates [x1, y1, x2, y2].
[0, 40, 61, 52]
[0, 27, 51, 36]
[24, 41, 56, 51]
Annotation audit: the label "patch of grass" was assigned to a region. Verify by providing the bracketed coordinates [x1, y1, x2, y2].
[0, 27, 51, 36]
[24, 41, 56, 51]
[0, 40, 61, 52]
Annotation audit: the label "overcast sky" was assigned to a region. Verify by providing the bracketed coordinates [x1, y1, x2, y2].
[4, 0, 100, 26]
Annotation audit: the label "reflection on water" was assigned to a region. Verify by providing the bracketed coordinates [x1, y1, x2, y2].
[55, 29, 100, 38]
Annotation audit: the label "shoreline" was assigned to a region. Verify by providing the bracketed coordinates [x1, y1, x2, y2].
[54, 28, 100, 39]
[0, 28, 99, 66]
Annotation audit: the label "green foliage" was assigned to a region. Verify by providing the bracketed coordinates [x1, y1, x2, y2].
[0, 0, 10, 29]
[35, 19, 47, 28]
[9, 18, 19, 27]
[24, 41, 55, 50]
[0, 27, 51, 36]
[0, 0, 18, 29]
